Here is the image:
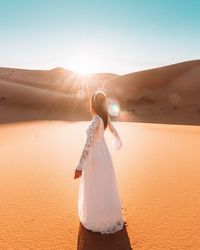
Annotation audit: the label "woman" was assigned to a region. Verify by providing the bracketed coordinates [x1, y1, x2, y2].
[74, 90, 125, 234]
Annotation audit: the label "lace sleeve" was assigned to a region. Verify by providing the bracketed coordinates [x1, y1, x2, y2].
[108, 116, 123, 150]
[76, 115, 100, 170]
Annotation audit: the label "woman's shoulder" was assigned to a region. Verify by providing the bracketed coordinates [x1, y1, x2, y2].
[91, 114, 99, 120]
[86, 115, 101, 134]
[92, 114, 104, 124]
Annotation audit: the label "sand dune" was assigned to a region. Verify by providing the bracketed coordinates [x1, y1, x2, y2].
[0, 67, 117, 93]
[0, 60, 200, 124]
[104, 60, 200, 125]
[0, 67, 117, 123]
[1, 120, 200, 249]
[104, 60, 200, 101]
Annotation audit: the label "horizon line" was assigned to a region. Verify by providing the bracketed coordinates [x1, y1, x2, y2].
[0, 58, 199, 76]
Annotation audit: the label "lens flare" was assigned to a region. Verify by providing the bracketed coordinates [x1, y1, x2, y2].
[108, 102, 120, 116]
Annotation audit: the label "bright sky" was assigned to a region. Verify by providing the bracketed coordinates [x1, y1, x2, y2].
[0, 0, 200, 74]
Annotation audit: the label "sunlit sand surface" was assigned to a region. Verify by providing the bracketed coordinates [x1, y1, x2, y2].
[0, 120, 200, 249]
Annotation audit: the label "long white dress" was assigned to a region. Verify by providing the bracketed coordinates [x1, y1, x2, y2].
[76, 114, 125, 234]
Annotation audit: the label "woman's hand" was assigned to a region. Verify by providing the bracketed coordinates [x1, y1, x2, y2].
[74, 169, 82, 179]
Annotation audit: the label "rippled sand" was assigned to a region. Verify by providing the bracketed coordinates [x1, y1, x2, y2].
[0, 121, 200, 249]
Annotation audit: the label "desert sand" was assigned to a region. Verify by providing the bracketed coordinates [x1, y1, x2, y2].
[1, 120, 200, 249]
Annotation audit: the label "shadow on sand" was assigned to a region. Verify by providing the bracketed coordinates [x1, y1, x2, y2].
[77, 222, 132, 250]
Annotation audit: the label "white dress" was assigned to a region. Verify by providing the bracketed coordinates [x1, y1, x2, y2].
[76, 114, 125, 234]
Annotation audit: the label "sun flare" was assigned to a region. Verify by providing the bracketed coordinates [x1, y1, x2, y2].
[68, 53, 98, 75]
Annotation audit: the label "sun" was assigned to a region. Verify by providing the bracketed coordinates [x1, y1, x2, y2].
[68, 53, 98, 75]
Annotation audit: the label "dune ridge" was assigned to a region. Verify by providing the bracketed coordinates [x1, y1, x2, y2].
[0, 60, 200, 124]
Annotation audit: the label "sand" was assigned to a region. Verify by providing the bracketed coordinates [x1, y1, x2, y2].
[0, 120, 200, 249]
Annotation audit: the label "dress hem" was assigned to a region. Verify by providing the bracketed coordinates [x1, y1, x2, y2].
[79, 219, 125, 234]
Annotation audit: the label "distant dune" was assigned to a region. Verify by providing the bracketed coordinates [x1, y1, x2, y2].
[103, 60, 200, 125]
[0, 60, 200, 124]
[0, 67, 117, 123]
[0, 67, 117, 93]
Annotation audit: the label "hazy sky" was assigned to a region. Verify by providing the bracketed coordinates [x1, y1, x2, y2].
[0, 0, 200, 74]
